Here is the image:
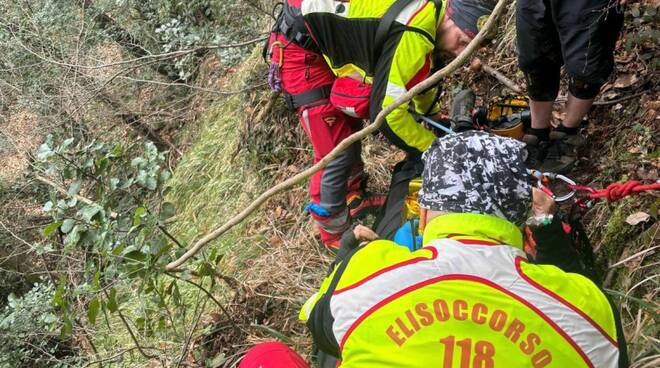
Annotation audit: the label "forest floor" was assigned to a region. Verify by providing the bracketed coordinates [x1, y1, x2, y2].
[164, 3, 658, 367]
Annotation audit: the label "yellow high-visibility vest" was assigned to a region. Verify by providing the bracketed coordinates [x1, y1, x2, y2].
[300, 0, 445, 153]
[301, 213, 620, 367]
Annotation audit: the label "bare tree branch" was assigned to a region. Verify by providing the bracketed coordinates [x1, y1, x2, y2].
[165, 0, 512, 271]
[13, 34, 267, 71]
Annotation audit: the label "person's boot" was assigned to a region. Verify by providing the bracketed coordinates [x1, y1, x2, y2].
[540, 127, 586, 174]
[308, 206, 350, 251]
[522, 129, 549, 169]
[346, 191, 386, 220]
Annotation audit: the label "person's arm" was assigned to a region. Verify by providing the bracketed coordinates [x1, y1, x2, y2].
[608, 294, 629, 368]
[529, 216, 588, 274]
[300, 265, 342, 358]
[370, 30, 438, 153]
[527, 188, 593, 278]
[300, 244, 363, 358]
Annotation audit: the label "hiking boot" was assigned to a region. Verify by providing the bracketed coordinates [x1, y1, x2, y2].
[347, 191, 386, 219]
[539, 130, 586, 174]
[318, 227, 342, 251]
[522, 134, 548, 169]
[308, 205, 350, 251]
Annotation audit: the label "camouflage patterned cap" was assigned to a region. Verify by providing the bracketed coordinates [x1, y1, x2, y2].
[419, 131, 532, 226]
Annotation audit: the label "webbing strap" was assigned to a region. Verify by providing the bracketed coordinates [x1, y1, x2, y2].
[373, 157, 424, 240]
[374, 0, 416, 60]
[284, 85, 332, 110]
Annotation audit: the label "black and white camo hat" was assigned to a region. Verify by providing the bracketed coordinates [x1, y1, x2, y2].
[419, 131, 532, 226]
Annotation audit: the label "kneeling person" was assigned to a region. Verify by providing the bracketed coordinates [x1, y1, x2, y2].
[300, 132, 628, 367]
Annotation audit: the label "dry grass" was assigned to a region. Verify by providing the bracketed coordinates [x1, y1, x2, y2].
[0, 108, 40, 183]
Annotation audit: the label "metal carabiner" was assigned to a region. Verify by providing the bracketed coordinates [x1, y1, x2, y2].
[527, 169, 577, 203]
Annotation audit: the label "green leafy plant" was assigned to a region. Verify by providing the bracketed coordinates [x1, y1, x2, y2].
[0, 282, 78, 368]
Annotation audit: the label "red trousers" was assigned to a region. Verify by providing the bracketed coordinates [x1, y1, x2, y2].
[269, 33, 363, 234]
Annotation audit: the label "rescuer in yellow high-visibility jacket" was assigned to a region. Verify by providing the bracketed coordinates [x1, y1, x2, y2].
[300, 132, 629, 367]
[299, 0, 496, 155]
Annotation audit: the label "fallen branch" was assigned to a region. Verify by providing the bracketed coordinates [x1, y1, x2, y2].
[480, 61, 523, 94]
[165, 0, 511, 271]
[593, 92, 646, 106]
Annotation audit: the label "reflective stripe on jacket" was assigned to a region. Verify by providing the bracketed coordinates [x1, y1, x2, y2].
[300, 0, 445, 154]
[300, 213, 621, 367]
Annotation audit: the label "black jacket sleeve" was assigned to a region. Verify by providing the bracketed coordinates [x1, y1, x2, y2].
[529, 216, 629, 367]
[530, 215, 593, 278]
[307, 245, 362, 360]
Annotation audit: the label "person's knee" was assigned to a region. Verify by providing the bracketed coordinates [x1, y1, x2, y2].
[568, 76, 602, 100]
[523, 68, 560, 102]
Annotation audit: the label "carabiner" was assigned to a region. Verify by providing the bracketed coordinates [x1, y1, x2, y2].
[527, 169, 577, 203]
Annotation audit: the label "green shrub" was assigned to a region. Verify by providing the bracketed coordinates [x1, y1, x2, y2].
[0, 282, 79, 368]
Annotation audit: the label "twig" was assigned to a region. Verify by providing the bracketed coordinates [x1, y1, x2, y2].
[165, 272, 239, 332]
[34, 175, 119, 219]
[83, 346, 149, 367]
[15, 35, 268, 70]
[35, 175, 95, 206]
[102, 288, 157, 360]
[116, 76, 268, 95]
[164, 0, 512, 271]
[592, 92, 646, 106]
[481, 62, 523, 94]
[554, 92, 646, 106]
[609, 245, 659, 269]
[176, 286, 207, 368]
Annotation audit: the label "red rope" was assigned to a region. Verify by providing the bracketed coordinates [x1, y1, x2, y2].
[568, 181, 660, 202]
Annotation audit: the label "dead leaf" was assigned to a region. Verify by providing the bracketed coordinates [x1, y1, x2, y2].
[551, 111, 566, 126]
[614, 53, 634, 64]
[625, 212, 651, 226]
[269, 235, 283, 246]
[600, 90, 620, 101]
[614, 73, 640, 89]
[644, 100, 660, 110]
[637, 168, 659, 181]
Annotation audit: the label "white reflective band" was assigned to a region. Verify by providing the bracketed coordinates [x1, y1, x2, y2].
[302, 108, 311, 134]
[339, 106, 359, 118]
[386, 82, 407, 99]
[301, 0, 350, 17]
[301, 291, 320, 321]
[330, 240, 619, 367]
[395, 0, 429, 25]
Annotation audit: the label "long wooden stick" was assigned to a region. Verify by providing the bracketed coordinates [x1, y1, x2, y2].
[481, 63, 523, 94]
[165, 0, 511, 271]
